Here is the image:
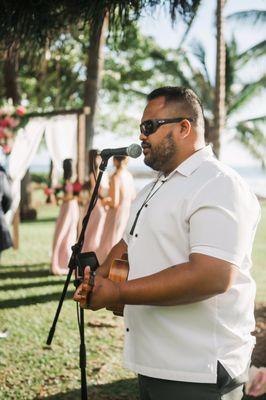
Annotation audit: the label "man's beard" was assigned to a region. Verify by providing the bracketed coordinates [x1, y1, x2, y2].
[144, 131, 177, 172]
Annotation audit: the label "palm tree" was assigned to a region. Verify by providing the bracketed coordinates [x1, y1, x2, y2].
[212, 0, 226, 158]
[191, 38, 265, 166]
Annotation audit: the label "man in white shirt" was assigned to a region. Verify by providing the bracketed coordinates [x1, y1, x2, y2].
[74, 86, 261, 400]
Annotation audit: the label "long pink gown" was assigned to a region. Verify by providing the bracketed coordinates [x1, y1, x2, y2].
[81, 198, 107, 253]
[97, 169, 135, 263]
[50, 198, 80, 275]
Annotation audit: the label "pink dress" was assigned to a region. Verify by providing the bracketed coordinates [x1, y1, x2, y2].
[50, 198, 80, 275]
[81, 198, 107, 253]
[97, 169, 135, 263]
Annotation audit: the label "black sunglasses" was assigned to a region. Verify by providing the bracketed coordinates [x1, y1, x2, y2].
[140, 118, 194, 136]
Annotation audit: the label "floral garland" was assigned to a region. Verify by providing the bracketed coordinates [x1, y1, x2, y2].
[0, 102, 27, 154]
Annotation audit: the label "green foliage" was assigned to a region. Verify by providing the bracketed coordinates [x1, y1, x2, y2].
[0, 1, 201, 47]
[30, 173, 49, 185]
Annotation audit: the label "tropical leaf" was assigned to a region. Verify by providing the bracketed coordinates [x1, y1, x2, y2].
[227, 75, 266, 116]
[238, 40, 266, 67]
[191, 41, 211, 86]
[0, 0, 202, 47]
[236, 121, 266, 167]
[240, 115, 266, 124]
[227, 10, 266, 25]
[177, 0, 202, 46]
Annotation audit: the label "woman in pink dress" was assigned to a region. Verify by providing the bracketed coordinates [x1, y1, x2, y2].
[97, 156, 135, 264]
[50, 159, 80, 275]
[82, 150, 107, 254]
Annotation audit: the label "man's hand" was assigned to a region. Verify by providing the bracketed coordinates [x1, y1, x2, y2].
[73, 266, 121, 311]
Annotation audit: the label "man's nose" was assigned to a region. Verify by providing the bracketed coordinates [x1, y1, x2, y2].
[139, 131, 148, 141]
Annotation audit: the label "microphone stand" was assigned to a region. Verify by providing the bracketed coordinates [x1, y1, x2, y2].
[46, 156, 109, 400]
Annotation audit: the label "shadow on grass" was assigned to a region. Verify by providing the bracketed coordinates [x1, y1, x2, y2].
[0, 280, 65, 291]
[0, 269, 51, 280]
[35, 378, 139, 400]
[24, 217, 57, 224]
[0, 263, 48, 270]
[0, 291, 73, 309]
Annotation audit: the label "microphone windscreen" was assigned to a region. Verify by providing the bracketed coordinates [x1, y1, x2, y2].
[127, 144, 142, 158]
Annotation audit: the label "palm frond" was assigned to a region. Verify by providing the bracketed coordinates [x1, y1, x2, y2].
[191, 41, 211, 85]
[227, 10, 266, 25]
[177, 0, 201, 46]
[238, 40, 266, 66]
[236, 121, 266, 167]
[240, 115, 266, 124]
[227, 75, 266, 116]
[0, 0, 201, 47]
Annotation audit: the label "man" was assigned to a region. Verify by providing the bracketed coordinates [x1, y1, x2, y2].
[74, 87, 261, 400]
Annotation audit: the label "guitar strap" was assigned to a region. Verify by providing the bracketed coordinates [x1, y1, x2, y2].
[129, 178, 166, 236]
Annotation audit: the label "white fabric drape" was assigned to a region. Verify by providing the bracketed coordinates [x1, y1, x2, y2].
[45, 115, 77, 176]
[7, 118, 47, 223]
[5, 115, 78, 224]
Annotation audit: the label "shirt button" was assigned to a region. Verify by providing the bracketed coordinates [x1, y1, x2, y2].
[126, 328, 129, 332]
[135, 234, 138, 237]
[145, 204, 148, 207]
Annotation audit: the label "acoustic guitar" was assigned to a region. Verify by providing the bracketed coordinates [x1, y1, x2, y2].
[106, 253, 129, 317]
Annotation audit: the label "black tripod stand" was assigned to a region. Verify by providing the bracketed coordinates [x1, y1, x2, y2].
[46, 155, 109, 400]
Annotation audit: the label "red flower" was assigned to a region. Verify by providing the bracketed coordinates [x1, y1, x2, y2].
[73, 180, 83, 193]
[0, 119, 9, 128]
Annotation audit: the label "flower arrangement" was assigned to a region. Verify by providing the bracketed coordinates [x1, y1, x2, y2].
[0, 102, 27, 154]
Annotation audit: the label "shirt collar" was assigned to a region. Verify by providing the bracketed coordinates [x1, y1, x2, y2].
[158, 145, 214, 181]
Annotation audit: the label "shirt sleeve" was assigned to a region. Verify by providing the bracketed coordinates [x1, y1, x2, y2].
[188, 173, 261, 267]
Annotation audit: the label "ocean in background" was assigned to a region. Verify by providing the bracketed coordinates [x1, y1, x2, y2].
[30, 161, 266, 198]
[27, 132, 266, 198]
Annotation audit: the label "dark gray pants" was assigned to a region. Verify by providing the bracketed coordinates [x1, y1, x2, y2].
[138, 363, 246, 400]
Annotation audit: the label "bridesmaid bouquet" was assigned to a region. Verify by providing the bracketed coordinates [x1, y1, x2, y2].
[0, 102, 27, 154]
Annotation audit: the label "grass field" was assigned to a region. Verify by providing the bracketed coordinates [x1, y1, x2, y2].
[0, 201, 265, 399]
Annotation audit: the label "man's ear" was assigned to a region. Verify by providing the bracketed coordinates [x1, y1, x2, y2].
[179, 119, 191, 139]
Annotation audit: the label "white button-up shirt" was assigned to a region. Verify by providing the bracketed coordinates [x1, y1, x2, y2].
[123, 145, 261, 383]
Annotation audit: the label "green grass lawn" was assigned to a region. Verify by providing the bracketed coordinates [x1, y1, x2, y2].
[0, 202, 265, 400]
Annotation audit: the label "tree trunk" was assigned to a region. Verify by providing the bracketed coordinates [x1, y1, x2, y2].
[211, 0, 226, 158]
[3, 43, 21, 104]
[84, 14, 108, 154]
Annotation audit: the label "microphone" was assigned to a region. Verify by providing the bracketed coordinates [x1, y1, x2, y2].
[100, 143, 142, 159]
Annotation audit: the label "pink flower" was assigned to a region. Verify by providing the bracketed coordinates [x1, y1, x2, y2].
[7, 116, 18, 128]
[2, 144, 11, 154]
[15, 106, 26, 116]
[44, 187, 54, 195]
[0, 119, 9, 128]
[0, 130, 7, 139]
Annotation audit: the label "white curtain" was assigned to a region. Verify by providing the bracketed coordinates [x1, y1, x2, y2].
[5, 115, 78, 224]
[45, 115, 77, 176]
[7, 118, 46, 223]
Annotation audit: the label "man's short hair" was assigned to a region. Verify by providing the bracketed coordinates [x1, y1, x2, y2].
[147, 86, 205, 133]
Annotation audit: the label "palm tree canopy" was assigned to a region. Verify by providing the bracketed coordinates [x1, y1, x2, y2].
[0, 0, 201, 47]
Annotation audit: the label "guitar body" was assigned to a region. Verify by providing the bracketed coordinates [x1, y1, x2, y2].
[107, 253, 129, 316]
